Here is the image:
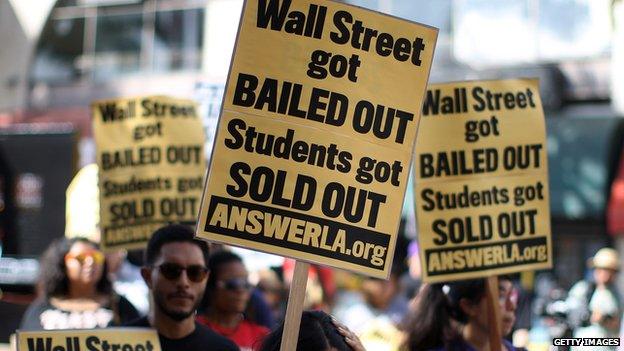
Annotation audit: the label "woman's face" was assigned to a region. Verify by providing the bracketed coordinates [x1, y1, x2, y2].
[498, 280, 518, 336]
[463, 280, 517, 336]
[213, 261, 252, 314]
[64, 241, 105, 287]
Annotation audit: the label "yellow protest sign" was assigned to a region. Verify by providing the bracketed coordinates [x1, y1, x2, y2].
[92, 96, 206, 251]
[66, 164, 100, 242]
[415, 79, 552, 283]
[17, 328, 160, 351]
[196, 0, 438, 278]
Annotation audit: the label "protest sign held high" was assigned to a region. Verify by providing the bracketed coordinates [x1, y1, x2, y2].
[17, 328, 161, 351]
[415, 79, 552, 283]
[196, 0, 438, 279]
[92, 96, 206, 251]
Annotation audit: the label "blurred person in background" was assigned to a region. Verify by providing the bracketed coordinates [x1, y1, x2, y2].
[198, 250, 269, 351]
[258, 310, 365, 351]
[333, 237, 410, 350]
[126, 224, 238, 351]
[403, 276, 523, 351]
[107, 249, 150, 315]
[506, 274, 532, 349]
[254, 268, 285, 327]
[20, 237, 139, 330]
[566, 248, 620, 350]
[333, 269, 408, 350]
[399, 240, 423, 300]
[283, 258, 336, 311]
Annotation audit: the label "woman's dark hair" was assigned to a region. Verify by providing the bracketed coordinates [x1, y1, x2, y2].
[403, 279, 486, 351]
[206, 250, 244, 289]
[38, 237, 112, 297]
[258, 310, 352, 351]
[198, 250, 245, 313]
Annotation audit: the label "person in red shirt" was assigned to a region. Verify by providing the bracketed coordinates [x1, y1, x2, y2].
[197, 250, 269, 351]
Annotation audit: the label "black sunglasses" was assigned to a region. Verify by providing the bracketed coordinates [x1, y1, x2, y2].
[155, 263, 208, 282]
[217, 278, 252, 291]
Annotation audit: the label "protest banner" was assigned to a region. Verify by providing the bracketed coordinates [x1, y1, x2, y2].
[92, 96, 206, 251]
[17, 328, 160, 351]
[196, 0, 438, 280]
[415, 78, 552, 283]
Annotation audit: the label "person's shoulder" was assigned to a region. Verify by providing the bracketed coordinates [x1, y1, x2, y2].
[115, 294, 141, 322]
[124, 316, 150, 327]
[568, 280, 591, 297]
[569, 280, 584, 289]
[19, 298, 50, 330]
[194, 322, 240, 350]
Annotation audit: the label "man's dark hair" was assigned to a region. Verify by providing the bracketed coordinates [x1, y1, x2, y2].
[144, 224, 209, 266]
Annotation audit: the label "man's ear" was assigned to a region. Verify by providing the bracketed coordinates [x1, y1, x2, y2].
[141, 266, 153, 288]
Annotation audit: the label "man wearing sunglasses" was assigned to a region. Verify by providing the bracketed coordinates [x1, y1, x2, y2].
[126, 224, 239, 351]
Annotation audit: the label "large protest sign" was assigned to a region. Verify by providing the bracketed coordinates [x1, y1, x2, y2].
[196, 0, 438, 278]
[92, 96, 206, 250]
[415, 79, 552, 283]
[17, 328, 161, 351]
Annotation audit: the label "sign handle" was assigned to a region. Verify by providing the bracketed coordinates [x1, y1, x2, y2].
[280, 260, 310, 351]
[486, 276, 502, 351]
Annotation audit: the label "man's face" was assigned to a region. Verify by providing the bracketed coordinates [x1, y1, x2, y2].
[142, 242, 208, 321]
[594, 267, 618, 286]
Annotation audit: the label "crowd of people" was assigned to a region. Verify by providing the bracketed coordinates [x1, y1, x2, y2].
[14, 223, 624, 351]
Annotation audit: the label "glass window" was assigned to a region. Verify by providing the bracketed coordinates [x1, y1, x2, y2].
[153, 9, 204, 71]
[94, 13, 142, 80]
[31, 18, 85, 84]
[452, 0, 612, 66]
[547, 116, 617, 220]
[345, 0, 379, 11]
[392, 0, 451, 35]
[56, 0, 79, 7]
[538, 0, 611, 60]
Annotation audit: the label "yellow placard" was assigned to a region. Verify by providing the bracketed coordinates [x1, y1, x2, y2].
[196, 0, 438, 278]
[92, 96, 206, 251]
[17, 328, 161, 351]
[66, 164, 100, 242]
[415, 79, 552, 283]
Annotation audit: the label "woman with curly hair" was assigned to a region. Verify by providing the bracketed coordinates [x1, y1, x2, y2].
[20, 237, 139, 330]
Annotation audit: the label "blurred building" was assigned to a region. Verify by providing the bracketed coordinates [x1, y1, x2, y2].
[0, 0, 624, 291]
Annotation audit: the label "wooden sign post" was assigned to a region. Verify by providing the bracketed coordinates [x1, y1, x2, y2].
[194, 1, 436, 347]
[280, 261, 310, 351]
[485, 276, 502, 351]
[413, 79, 552, 350]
